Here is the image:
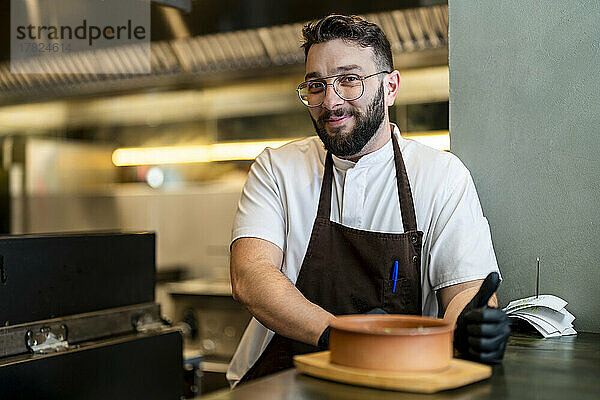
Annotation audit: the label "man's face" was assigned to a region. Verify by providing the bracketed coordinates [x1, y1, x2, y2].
[305, 39, 387, 157]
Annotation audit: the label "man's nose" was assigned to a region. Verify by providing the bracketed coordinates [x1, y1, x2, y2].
[321, 84, 344, 110]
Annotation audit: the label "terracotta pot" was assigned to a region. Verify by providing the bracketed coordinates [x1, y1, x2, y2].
[329, 315, 454, 372]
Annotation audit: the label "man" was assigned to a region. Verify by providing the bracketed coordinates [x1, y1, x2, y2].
[227, 14, 510, 387]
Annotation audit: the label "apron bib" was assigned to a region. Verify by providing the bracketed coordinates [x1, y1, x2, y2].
[240, 134, 423, 382]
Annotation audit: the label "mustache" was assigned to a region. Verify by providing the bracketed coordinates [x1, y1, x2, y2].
[317, 108, 355, 124]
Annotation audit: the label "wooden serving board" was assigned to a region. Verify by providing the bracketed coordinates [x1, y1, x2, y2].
[293, 351, 492, 393]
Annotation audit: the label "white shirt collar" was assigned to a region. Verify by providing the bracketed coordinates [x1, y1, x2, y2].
[331, 124, 399, 171]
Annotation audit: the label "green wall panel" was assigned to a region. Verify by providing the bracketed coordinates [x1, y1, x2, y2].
[449, 1, 600, 332]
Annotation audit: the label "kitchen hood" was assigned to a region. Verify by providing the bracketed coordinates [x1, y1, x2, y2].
[0, 5, 447, 105]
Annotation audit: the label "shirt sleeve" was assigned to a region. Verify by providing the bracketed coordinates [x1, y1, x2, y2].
[428, 157, 500, 291]
[231, 149, 286, 252]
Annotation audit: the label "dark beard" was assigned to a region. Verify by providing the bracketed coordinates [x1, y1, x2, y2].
[311, 84, 386, 157]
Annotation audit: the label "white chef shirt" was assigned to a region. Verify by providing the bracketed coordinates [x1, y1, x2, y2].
[227, 125, 499, 386]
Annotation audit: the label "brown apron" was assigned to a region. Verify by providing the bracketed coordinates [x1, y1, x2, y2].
[240, 134, 423, 383]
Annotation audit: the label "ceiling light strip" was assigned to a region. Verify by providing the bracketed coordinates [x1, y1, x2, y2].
[112, 138, 301, 166]
[112, 132, 450, 166]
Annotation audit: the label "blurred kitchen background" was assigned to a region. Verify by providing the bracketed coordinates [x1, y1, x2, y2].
[4, 0, 600, 394]
[0, 0, 449, 392]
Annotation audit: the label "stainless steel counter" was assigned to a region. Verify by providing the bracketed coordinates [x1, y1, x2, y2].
[167, 278, 251, 395]
[165, 279, 233, 297]
[201, 332, 600, 400]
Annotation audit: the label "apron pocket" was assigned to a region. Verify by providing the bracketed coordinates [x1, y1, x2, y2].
[381, 278, 419, 314]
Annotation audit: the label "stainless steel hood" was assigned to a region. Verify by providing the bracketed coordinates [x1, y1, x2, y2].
[0, 5, 447, 105]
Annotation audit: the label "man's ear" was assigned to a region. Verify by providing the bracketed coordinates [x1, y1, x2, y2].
[385, 70, 401, 107]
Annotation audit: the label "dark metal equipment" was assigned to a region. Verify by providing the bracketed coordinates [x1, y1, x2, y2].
[0, 232, 155, 326]
[0, 331, 183, 399]
[0, 232, 185, 399]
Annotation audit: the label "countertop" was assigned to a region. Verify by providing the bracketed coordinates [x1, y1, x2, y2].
[165, 278, 232, 297]
[201, 332, 600, 399]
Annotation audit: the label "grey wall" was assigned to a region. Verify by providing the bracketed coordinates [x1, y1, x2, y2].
[449, 1, 600, 332]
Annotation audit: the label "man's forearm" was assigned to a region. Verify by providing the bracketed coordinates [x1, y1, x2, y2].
[240, 261, 334, 346]
[230, 238, 335, 346]
[440, 279, 498, 322]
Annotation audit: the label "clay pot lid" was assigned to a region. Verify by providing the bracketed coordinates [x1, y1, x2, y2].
[329, 314, 454, 336]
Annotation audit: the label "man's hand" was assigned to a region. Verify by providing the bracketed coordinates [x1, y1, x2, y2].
[454, 272, 510, 364]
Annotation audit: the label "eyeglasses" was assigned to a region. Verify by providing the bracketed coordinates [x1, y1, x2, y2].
[297, 71, 390, 107]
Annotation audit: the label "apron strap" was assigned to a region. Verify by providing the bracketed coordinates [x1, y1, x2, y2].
[392, 134, 418, 233]
[316, 152, 334, 220]
[316, 134, 418, 233]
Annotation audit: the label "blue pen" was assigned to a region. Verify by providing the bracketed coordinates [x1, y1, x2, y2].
[392, 261, 398, 293]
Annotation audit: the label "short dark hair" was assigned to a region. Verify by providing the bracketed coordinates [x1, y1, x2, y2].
[301, 14, 394, 71]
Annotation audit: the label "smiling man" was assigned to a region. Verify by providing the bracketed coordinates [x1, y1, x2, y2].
[227, 15, 510, 386]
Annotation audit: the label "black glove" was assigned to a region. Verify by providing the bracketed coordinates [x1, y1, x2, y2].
[454, 272, 511, 364]
[318, 308, 388, 350]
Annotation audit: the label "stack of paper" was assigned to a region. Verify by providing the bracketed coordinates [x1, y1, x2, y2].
[502, 295, 577, 338]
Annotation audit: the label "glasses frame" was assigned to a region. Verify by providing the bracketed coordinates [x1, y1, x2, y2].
[297, 70, 391, 107]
